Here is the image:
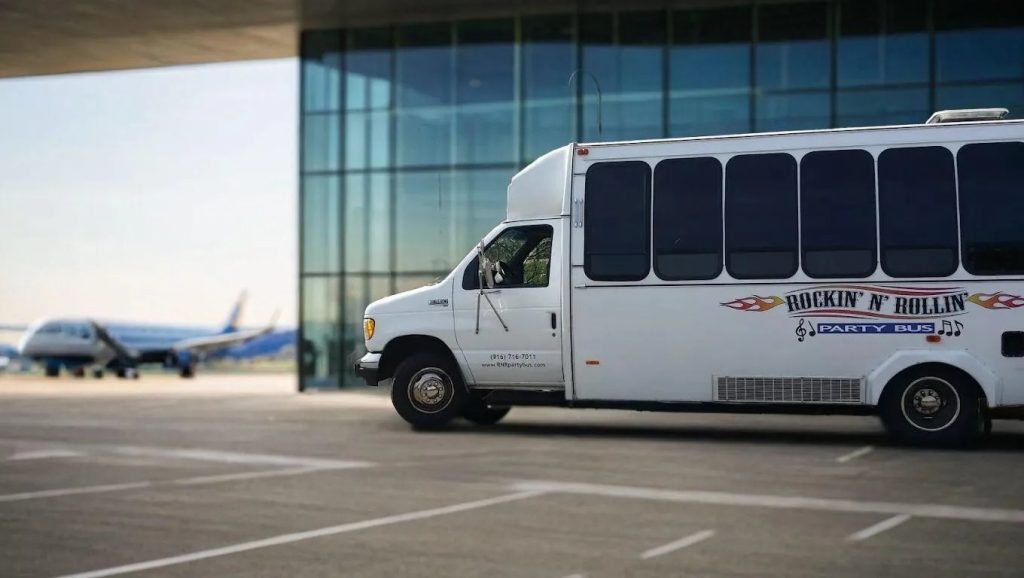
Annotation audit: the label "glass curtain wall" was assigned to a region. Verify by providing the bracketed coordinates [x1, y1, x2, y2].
[300, 0, 1024, 389]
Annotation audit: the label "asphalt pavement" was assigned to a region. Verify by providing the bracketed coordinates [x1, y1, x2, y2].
[2, 373, 1024, 578]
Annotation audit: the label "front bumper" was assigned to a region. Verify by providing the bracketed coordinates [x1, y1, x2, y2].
[354, 352, 381, 386]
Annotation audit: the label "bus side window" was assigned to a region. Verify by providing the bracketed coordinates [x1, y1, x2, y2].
[957, 142, 1024, 276]
[725, 153, 798, 279]
[584, 161, 651, 282]
[800, 149, 877, 278]
[878, 146, 958, 278]
[653, 157, 723, 281]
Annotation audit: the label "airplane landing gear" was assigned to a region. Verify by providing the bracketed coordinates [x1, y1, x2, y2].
[45, 362, 61, 378]
[180, 364, 195, 379]
[72, 367, 86, 378]
[92, 368, 104, 379]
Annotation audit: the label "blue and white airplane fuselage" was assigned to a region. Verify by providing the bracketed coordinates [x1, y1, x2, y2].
[17, 293, 277, 378]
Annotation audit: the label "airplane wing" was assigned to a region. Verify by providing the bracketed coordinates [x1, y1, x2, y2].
[0, 324, 28, 332]
[171, 312, 278, 356]
[88, 320, 141, 360]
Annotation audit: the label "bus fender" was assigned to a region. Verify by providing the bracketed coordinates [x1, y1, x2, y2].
[867, 349, 1000, 406]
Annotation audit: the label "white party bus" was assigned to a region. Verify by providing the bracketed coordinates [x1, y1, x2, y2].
[355, 108, 1024, 446]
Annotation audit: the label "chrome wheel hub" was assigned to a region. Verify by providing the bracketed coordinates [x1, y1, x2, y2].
[913, 388, 942, 415]
[408, 368, 452, 414]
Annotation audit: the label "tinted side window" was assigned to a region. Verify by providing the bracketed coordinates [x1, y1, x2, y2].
[653, 157, 723, 280]
[878, 147, 958, 277]
[957, 142, 1024, 275]
[584, 161, 651, 281]
[725, 153, 798, 279]
[800, 149, 877, 278]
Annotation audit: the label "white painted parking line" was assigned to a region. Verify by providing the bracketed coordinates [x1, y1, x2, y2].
[172, 466, 324, 486]
[836, 446, 874, 464]
[0, 481, 153, 503]
[56, 490, 547, 578]
[7, 449, 85, 461]
[847, 514, 912, 542]
[640, 530, 716, 560]
[0, 439, 370, 470]
[510, 480, 1024, 523]
[0, 463, 370, 502]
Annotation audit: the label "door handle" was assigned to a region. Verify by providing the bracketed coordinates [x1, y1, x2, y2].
[550, 312, 557, 330]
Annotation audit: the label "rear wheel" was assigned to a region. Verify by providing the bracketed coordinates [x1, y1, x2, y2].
[462, 399, 510, 425]
[879, 365, 982, 447]
[391, 352, 467, 429]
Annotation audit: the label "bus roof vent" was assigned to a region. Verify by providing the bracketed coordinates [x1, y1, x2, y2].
[926, 108, 1008, 124]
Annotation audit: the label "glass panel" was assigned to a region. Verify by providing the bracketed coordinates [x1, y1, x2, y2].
[757, 92, 831, 132]
[670, 5, 752, 137]
[451, 168, 514, 256]
[302, 112, 341, 172]
[396, 24, 453, 167]
[837, 0, 929, 128]
[725, 153, 798, 279]
[581, 12, 666, 141]
[300, 276, 340, 389]
[957, 142, 1024, 275]
[301, 30, 342, 113]
[523, 15, 576, 161]
[394, 170, 453, 272]
[935, 0, 1024, 83]
[756, 2, 830, 91]
[838, 0, 928, 87]
[344, 172, 392, 273]
[800, 150, 877, 278]
[346, 28, 392, 112]
[836, 87, 930, 126]
[878, 147, 959, 277]
[584, 161, 652, 281]
[302, 176, 341, 274]
[344, 111, 391, 170]
[456, 19, 516, 165]
[653, 157, 723, 280]
[340, 275, 369, 388]
[936, 82, 1024, 119]
[756, 2, 830, 132]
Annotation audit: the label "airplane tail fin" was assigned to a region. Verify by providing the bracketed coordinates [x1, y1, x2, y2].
[221, 291, 247, 334]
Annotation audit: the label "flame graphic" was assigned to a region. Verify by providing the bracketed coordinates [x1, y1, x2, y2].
[968, 292, 1024, 310]
[721, 295, 785, 312]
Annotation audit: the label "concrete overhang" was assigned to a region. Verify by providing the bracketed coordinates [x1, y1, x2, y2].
[0, 0, 690, 78]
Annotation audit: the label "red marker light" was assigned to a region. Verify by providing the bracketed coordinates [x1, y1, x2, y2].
[926, 334, 941, 343]
[577, 147, 589, 156]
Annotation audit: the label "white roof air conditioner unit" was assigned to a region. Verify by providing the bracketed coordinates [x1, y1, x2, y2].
[926, 108, 1009, 124]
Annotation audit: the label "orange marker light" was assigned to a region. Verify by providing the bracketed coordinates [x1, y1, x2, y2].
[585, 359, 600, 365]
[926, 334, 941, 343]
[577, 147, 589, 156]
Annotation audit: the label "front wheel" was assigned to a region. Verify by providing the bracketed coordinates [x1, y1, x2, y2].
[879, 365, 982, 447]
[391, 353, 467, 429]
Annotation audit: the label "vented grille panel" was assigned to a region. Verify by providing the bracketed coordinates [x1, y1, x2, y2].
[716, 376, 863, 404]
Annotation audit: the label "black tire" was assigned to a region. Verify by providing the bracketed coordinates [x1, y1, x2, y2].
[92, 369, 104, 379]
[391, 352, 467, 429]
[879, 365, 982, 447]
[44, 363, 60, 378]
[462, 399, 510, 426]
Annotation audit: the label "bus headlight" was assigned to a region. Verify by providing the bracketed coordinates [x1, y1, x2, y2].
[363, 318, 375, 341]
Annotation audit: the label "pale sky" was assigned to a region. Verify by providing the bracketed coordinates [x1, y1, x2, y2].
[0, 59, 297, 333]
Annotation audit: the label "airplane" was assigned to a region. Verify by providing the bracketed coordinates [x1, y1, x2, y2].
[16, 292, 278, 379]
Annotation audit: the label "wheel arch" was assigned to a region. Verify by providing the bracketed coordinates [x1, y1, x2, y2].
[868, 350, 998, 407]
[378, 334, 465, 386]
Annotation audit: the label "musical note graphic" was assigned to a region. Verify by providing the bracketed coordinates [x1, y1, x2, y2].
[795, 319, 815, 342]
[937, 319, 964, 337]
[938, 320, 953, 335]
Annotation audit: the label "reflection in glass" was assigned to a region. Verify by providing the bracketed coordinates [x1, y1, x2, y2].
[523, 15, 575, 161]
[302, 30, 342, 113]
[396, 24, 453, 167]
[935, 0, 1024, 83]
[581, 12, 666, 141]
[301, 176, 340, 274]
[300, 277, 340, 388]
[456, 20, 515, 164]
[670, 6, 751, 137]
[302, 113, 340, 172]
